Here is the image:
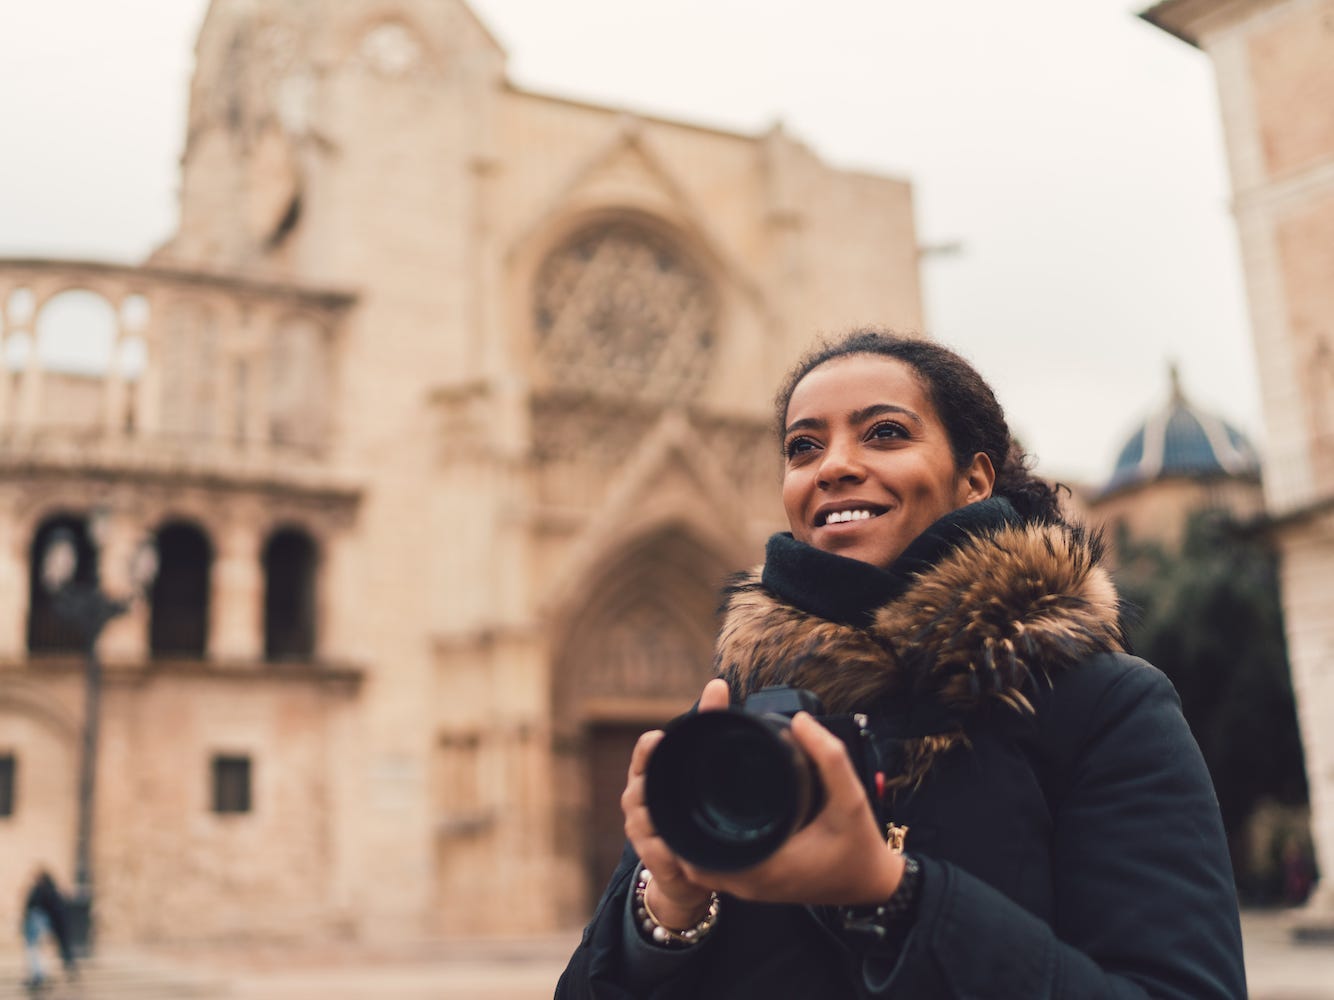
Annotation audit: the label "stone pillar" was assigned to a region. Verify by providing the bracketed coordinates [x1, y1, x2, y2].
[0, 510, 29, 660]
[14, 299, 44, 431]
[241, 311, 270, 451]
[101, 296, 131, 439]
[211, 515, 264, 664]
[134, 291, 164, 438]
[97, 513, 152, 666]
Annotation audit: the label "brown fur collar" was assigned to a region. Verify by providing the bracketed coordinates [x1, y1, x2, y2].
[714, 521, 1125, 789]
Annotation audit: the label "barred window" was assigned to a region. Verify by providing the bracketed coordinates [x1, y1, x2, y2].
[211, 755, 252, 814]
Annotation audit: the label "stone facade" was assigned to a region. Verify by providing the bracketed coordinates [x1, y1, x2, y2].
[1144, 0, 1334, 922]
[0, 0, 923, 944]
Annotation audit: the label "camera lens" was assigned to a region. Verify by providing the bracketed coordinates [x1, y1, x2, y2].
[645, 710, 818, 871]
[692, 727, 794, 842]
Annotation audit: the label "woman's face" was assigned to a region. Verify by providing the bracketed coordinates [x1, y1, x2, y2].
[781, 354, 995, 569]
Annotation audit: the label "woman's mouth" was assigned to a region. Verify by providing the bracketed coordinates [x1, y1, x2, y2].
[815, 506, 887, 527]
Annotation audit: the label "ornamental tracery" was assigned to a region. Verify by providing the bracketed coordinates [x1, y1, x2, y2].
[532, 222, 717, 400]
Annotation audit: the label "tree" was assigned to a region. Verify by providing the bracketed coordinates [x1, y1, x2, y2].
[1114, 509, 1309, 901]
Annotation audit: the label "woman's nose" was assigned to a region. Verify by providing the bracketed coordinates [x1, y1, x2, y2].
[816, 438, 865, 486]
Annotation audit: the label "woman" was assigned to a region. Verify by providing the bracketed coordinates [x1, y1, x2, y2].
[556, 330, 1246, 998]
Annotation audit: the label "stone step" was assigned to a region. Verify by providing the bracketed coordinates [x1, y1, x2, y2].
[0, 956, 226, 1000]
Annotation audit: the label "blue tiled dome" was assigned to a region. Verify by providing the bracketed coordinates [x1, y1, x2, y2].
[1104, 366, 1261, 495]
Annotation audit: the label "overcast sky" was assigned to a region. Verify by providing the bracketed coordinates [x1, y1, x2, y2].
[0, 0, 1259, 485]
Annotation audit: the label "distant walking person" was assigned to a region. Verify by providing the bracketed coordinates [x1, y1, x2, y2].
[21, 870, 75, 990]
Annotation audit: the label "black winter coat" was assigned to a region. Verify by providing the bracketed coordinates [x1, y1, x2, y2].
[556, 503, 1247, 999]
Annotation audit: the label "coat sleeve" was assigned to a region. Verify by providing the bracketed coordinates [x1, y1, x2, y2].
[555, 844, 713, 1000]
[860, 655, 1247, 999]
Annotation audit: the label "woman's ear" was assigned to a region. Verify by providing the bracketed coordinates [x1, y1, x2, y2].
[958, 452, 996, 504]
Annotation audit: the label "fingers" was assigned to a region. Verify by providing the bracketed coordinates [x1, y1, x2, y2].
[627, 728, 664, 780]
[789, 712, 865, 810]
[698, 677, 730, 713]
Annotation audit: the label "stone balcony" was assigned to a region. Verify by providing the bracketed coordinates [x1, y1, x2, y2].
[0, 258, 358, 490]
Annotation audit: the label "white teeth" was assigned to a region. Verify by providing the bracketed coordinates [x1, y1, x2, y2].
[825, 509, 874, 524]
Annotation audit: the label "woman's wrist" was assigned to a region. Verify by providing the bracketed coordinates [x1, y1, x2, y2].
[644, 879, 713, 931]
[633, 865, 720, 948]
[863, 844, 907, 905]
[839, 854, 923, 941]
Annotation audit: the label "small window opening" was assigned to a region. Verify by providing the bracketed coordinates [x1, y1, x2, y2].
[0, 754, 16, 817]
[211, 755, 252, 814]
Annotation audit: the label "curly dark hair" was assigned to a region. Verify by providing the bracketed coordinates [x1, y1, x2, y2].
[774, 329, 1065, 525]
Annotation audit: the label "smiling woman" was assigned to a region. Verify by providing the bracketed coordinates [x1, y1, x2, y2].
[779, 351, 994, 571]
[557, 329, 1247, 999]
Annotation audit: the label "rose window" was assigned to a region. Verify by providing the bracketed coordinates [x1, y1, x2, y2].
[533, 222, 717, 398]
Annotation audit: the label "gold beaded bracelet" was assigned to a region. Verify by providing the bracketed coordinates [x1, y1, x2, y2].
[632, 865, 721, 948]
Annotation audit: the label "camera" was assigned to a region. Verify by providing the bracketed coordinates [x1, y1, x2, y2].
[643, 686, 876, 871]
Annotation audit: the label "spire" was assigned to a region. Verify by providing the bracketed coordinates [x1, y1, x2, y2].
[1168, 361, 1184, 404]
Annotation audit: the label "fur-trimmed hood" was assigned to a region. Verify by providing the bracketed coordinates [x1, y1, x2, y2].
[715, 517, 1126, 788]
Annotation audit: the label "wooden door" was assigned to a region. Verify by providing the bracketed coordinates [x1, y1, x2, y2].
[587, 722, 656, 904]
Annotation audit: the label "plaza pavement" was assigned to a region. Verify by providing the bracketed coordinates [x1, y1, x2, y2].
[2, 910, 1331, 999]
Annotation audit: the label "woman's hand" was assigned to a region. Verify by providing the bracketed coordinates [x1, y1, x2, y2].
[681, 711, 905, 907]
[621, 678, 731, 929]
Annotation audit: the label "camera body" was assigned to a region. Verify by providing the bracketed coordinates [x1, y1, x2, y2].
[644, 685, 877, 871]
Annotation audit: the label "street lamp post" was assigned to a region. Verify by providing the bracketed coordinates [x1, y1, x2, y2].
[40, 510, 157, 956]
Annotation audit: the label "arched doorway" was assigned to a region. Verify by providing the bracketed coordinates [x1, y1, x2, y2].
[262, 527, 317, 661]
[549, 528, 734, 918]
[149, 521, 212, 658]
[27, 514, 99, 654]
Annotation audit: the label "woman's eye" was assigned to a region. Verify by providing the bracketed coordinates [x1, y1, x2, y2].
[785, 437, 818, 459]
[869, 421, 908, 441]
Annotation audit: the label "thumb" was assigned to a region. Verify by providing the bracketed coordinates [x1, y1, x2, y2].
[698, 677, 731, 713]
[790, 711, 864, 808]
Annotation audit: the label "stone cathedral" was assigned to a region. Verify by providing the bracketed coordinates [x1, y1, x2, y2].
[0, 0, 923, 942]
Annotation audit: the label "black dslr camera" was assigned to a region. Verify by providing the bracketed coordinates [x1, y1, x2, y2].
[644, 686, 877, 871]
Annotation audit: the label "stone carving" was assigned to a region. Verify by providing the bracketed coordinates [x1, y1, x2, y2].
[268, 317, 330, 452]
[533, 223, 716, 400]
[160, 303, 219, 441]
[359, 22, 425, 78]
[697, 415, 781, 507]
[530, 393, 655, 509]
[581, 601, 711, 701]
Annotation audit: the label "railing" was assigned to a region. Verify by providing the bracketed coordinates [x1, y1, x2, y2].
[0, 258, 356, 478]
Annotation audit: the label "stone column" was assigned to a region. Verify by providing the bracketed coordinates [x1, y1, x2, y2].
[14, 294, 44, 431]
[134, 291, 164, 438]
[210, 514, 264, 664]
[97, 512, 151, 666]
[101, 295, 131, 439]
[0, 510, 29, 660]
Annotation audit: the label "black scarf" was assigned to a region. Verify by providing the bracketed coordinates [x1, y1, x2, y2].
[760, 498, 1024, 629]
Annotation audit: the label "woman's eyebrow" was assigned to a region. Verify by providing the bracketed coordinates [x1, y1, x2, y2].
[785, 403, 924, 438]
[784, 416, 825, 436]
[850, 403, 924, 428]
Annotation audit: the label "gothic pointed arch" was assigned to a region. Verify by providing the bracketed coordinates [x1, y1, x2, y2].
[548, 525, 736, 919]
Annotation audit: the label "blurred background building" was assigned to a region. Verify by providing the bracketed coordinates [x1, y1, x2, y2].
[1143, 0, 1334, 929]
[0, 0, 1326, 951]
[1078, 370, 1310, 906]
[0, 0, 923, 944]
[1083, 364, 1265, 546]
